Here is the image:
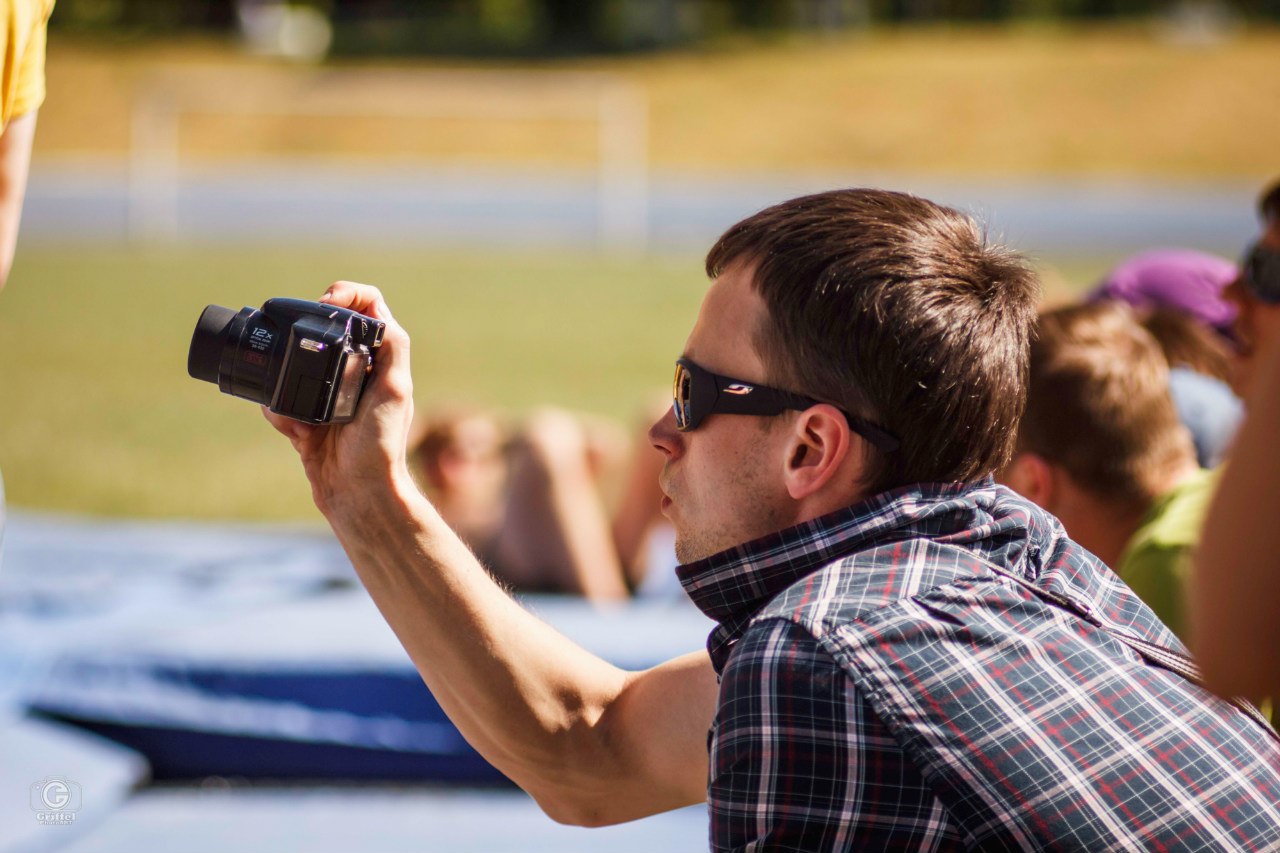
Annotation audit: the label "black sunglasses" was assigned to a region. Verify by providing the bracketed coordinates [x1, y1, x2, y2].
[672, 358, 899, 452]
[1242, 242, 1280, 305]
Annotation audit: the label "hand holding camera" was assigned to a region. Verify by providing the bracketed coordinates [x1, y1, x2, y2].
[190, 282, 416, 517]
[189, 296, 386, 424]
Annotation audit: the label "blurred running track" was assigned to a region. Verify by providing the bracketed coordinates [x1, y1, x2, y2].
[23, 160, 1263, 256]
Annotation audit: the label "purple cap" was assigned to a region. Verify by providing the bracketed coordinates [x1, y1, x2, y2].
[1087, 249, 1239, 339]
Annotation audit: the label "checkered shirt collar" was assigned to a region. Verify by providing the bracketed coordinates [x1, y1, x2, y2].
[677, 479, 996, 672]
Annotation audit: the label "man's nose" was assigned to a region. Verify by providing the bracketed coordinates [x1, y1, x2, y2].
[648, 405, 682, 458]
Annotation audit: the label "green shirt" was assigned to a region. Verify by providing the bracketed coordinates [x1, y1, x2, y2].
[1115, 467, 1219, 646]
[1118, 467, 1273, 722]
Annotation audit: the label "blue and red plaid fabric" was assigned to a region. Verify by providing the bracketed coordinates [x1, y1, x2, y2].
[678, 480, 1280, 851]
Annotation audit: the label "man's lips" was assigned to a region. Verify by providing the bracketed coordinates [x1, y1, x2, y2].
[658, 479, 673, 514]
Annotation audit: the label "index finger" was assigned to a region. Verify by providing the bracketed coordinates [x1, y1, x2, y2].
[320, 281, 395, 323]
[319, 279, 412, 377]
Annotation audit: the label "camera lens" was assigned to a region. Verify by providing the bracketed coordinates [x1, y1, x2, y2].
[189, 298, 382, 423]
[188, 304, 279, 407]
[188, 305, 237, 383]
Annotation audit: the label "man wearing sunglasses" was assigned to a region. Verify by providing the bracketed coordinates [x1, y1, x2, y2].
[267, 188, 1280, 850]
[1223, 180, 1280, 402]
[1192, 178, 1280, 714]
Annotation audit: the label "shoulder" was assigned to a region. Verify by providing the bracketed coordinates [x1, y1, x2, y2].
[713, 620, 858, 787]
[715, 618, 890, 757]
[710, 619, 964, 849]
[719, 618, 842, 695]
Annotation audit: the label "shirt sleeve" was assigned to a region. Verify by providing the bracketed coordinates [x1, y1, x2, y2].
[9, 0, 52, 120]
[708, 618, 961, 852]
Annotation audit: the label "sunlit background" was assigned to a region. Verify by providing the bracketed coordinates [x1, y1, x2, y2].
[1, 1, 1277, 851]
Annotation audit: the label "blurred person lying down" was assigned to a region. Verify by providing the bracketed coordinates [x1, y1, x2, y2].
[409, 404, 674, 602]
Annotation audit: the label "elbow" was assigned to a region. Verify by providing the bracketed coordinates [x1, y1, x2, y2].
[505, 687, 656, 828]
[530, 787, 626, 828]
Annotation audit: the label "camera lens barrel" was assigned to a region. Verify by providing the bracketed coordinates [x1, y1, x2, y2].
[188, 305, 238, 384]
[188, 304, 276, 406]
[189, 297, 385, 424]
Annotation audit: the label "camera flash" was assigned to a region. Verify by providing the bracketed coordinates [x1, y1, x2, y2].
[300, 339, 327, 352]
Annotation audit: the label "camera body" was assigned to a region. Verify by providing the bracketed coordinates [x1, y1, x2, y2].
[188, 298, 386, 424]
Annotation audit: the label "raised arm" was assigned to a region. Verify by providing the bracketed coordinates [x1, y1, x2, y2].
[1192, 332, 1280, 703]
[0, 110, 37, 290]
[264, 281, 717, 824]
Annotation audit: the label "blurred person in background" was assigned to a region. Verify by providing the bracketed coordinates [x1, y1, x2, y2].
[409, 403, 674, 602]
[1001, 301, 1207, 643]
[1193, 178, 1280, 704]
[1088, 248, 1242, 467]
[268, 189, 1280, 850]
[0, 0, 54, 558]
[0, 0, 50, 290]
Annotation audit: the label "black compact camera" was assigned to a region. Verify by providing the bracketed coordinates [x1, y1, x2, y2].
[188, 298, 386, 424]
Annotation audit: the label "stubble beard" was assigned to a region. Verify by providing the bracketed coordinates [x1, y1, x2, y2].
[670, 481, 790, 566]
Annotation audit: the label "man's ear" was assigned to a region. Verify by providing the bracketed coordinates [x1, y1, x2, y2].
[781, 404, 855, 501]
[1000, 451, 1058, 510]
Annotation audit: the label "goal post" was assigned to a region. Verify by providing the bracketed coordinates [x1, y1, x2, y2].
[129, 68, 649, 251]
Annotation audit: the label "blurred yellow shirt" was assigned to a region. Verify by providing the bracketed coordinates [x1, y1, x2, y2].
[0, 0, 52, 126]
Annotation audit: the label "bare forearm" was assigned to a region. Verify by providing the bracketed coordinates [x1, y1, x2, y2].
[0, 111, 37, 289]
[323, 470, 635, 810]
[1193, 343, 1280, 701]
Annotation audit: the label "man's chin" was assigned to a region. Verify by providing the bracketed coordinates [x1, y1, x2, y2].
[673, 532, 711, 566]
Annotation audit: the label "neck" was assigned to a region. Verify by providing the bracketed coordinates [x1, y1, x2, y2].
[1150, 456, 1201, 499]
[793, 486, 869, 530]
[1060, 504, 1146, 569]
[1058, 460, 1200, 568]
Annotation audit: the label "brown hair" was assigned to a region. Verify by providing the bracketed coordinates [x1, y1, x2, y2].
[706, 188, 1040, 494]
[1019, 301, 1194, 511]
[1140, 307, 1233, 383]
[1260, 178, 1280, 223]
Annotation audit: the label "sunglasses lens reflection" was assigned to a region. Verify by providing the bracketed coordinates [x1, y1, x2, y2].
[674, 363, 693, 430]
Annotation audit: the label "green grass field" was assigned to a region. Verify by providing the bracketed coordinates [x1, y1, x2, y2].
[0, 244, 1102, 522]
[10, 24, 1265, 522]
[0, 245, 705, 521]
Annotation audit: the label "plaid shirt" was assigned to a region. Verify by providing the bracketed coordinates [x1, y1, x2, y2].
[678, 481, 1280, 852]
